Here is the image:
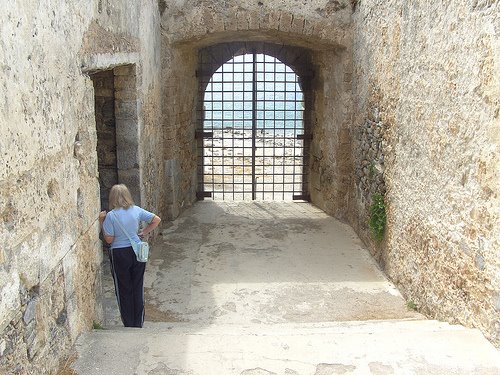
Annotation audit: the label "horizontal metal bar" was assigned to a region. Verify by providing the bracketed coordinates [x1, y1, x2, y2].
[292, 194, 310, 201]
[195, 131, 214, 139]
[297, 134, 313, 140]
[196, 191, 212, 199]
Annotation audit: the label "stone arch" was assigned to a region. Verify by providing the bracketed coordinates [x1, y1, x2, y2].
[196, 41, 314, 94]
[160, 3, 352, 50]
[161, 4, 354, 217]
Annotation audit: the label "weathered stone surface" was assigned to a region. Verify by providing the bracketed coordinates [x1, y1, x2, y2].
[309, 49, 354, 219]
[160, 0, 352, 47]
[0, 0, 162, 373]
[351, 0, 499, 346]
[23, 299, 37, 325]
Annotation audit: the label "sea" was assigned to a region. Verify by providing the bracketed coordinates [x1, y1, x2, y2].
[203, 55, 305, 131]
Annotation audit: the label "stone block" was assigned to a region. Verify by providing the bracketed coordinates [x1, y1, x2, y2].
[224, 9, 238, 31]
[263, 11, 281, 31]
[165, 203, 180, 220]
[115, 100, 138, 120]
[114, 89, 137, 101]
[302, 18, 315, 36]
[290, 15, 305, 35]
[202, 11, 217, 34]
[164, 182, 177, 205]
[114, 76, 136, 90]
[93, 88, 114, 98]
[164, 158, 180, 178]
[56, 310, 67, 326]
[97, 145, 117, 167]
[116, 148, 138, 170]
[236, 10, 248, 31]
[247, 10, 260, 30]
[279, 12, 293, 33]
[27, 337, 39, 360]
[310, 171, 321, 190]
[23, 299, 37, 325]
[311, 21, 331, 40]
[115, 117, 138, 136]
[113, 65, 136, 77]
[117, 168, 141, 205]
[115, 123, 139, 170]
[98, 168, 118, 189]
[14, 239, 40, 290]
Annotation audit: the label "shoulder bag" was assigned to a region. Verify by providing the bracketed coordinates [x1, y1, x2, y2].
[110, 211, 150, 262]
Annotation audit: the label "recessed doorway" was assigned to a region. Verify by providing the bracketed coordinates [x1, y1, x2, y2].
[90, 64, 141, 209]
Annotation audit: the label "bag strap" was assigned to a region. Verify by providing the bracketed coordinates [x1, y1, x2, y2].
[109, 210, 136, 247]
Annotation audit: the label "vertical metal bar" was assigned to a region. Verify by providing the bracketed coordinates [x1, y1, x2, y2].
[209, 63, 214, 199]
[221, 58, 225, 201]
[274, 56, 279, 200]
[252, 50, 257, 200]
[210, 63, 213, 198]
[283, 64, 287, 198]
[213, 64, 218, 198]
[229, 60, 235, 200]
[200, 98, 206, 199]
[293, 75, 297, 198]
[272, 56, 275, 201]
[301, 76, 309, 200]
[243, 54, 248, 200]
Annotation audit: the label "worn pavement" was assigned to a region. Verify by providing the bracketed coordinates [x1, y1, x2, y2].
[72, 202, 500, 374]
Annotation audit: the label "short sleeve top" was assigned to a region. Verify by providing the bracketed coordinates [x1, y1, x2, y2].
[102, 206, 155, 249]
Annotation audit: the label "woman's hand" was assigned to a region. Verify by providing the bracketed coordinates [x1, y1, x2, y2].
[138, 230, 145, 240]
[138, 215, 161, 238]
[99, 210, 107, 223]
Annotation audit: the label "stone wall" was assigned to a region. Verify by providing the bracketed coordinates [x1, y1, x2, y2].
[0, 0, 162, 373]
[161, 45, 199, 219]
[309, 49, 354, 218]
[351, 0, 499, 345]
[160, 0, 354, 219]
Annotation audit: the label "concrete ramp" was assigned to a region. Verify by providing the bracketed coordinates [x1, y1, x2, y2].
[73, 202, 499, 374]
[73, 320, 500, 374]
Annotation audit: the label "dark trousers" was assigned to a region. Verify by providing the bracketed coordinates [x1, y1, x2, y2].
[109, 247, 146, 327]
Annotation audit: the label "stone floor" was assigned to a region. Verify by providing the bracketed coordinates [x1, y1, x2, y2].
[73, 201, 500, 374]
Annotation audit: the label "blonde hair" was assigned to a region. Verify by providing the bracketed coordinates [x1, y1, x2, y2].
[109, 184, 134, 209]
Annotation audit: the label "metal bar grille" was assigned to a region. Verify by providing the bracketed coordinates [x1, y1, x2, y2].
[197, 51, 308, 201]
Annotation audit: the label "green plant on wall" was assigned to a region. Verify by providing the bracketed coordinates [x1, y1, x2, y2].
[369, 193, 386, 242]
[407, 300, 418, 311]
[368, 162, 375, 179]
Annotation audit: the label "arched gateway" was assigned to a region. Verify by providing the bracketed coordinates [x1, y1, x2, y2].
[196, 42, 313, 201]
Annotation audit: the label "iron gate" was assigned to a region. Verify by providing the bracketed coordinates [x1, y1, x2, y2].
[197, 46, 311, 201]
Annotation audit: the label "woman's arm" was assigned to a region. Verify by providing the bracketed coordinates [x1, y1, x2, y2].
[103, 233, 114, 244]
[99, 210, 114, 244]
[138, 215, 161, 238]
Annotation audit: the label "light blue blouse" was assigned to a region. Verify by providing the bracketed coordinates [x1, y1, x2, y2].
[102, 206, 154, 249]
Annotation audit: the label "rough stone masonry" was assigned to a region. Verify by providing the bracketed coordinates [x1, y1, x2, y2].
[0, 0, 498, 373]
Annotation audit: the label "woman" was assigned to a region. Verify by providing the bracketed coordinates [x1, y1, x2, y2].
[99, 184, 161, 328]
